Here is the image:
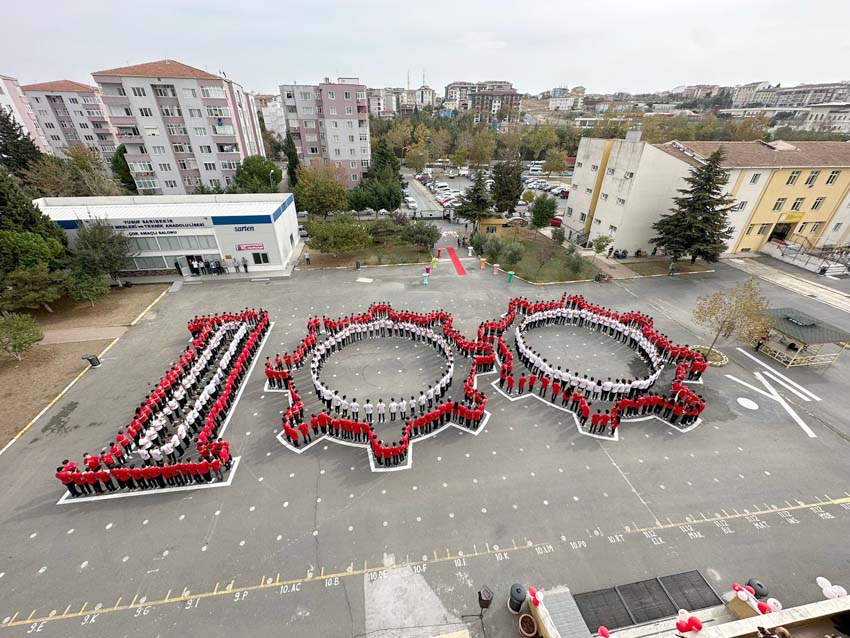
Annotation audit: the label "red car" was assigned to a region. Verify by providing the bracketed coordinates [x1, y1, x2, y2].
[550, 217, 563, 227]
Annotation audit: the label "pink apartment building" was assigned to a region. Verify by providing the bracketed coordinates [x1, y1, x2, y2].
[0, 73, 50, 153]
[91, 59, 265, 195]
[21, 80, 118, 162]
[279, 77, 371, 186]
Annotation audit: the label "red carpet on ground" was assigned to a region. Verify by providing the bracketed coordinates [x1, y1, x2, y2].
[446, 247, 467, 276]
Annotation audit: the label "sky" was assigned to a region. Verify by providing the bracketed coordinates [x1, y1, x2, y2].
[3, 0, 850, 96]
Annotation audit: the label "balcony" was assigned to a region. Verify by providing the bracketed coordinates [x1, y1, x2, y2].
[101, 94, 130, 106]
[116, 133, 142, 143]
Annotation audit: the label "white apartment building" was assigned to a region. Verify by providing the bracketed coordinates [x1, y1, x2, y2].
[801, 103, 850, 134]
[0, 73, 50, 153]
[415, 85, 437, 108]
[548, 95, 584, 111]
[21, 80, 117, 162]
[367, 88, 400, 118]
[259, 95, 288, 139]
[279, 77, 371, 186]
[91, 59, 265, 195]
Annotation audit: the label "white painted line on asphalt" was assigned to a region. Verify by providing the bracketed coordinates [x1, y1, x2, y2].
[725, 374, 775, 400]
[219, 322, 275, 438]
[755, 372, 817, 438]
[55, 456, 242, 505]
[734, 347, 821, 401]
[761, 370, 812, 402]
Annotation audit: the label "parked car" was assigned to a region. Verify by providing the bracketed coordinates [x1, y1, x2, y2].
[559, 190, 570, 199]
[549, 217, 563, 227]
[516, 200, 529, 207]
[447, 170, 458, 178]
[458, 166, 470, 177]
[529, 167, 545, 176]
[298, 224, 309, 237]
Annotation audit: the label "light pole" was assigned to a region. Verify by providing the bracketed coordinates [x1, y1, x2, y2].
[269, 169, 275, 190]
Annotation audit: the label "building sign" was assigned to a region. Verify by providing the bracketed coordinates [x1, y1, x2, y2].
[236, 243, 264, 251]
[111, 218, 209, 231]
[127, 230, 178, 237]
[780, 212, 804, 223]
[234, 225, 256, 232]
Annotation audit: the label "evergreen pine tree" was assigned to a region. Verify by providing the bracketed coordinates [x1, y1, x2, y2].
[0, 109, 42, 178]
[454, 171, 493, 232]
[0, 169, 66, 244]
[110, 145, 138, 193]
[282, 130, 300, 188]
[492, 161, 524, 213]
[651, 149, 734, 263]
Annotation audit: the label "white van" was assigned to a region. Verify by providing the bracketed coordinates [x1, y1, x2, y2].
[529, 167, 544, 175]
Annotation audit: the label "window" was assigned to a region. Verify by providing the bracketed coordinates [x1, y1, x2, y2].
[178, 159, 197, 170]
[566, 207, 573, 217]
[485, 226, 496, 234]
[772, 198, 786, 211]
[732, 200, 747, 211]
[359, 133, 368, 141]
[594, 218, 602, 225]
[101, 144, 116, 152]
[600, 193, 608, 200]
[183, 88, 197, 99]
[152, 84, 176, 97]
[199, 145, 212, 153]
[328, 106, 337, 115]
[193, 127, 207, 136]
[68, 97, 78, 104]
[351, 173, 359, 182]
[585, 188, 592, 194]
[160, 105, 182, 117]
[183, 176, 201, 187]
[356, 91, 365, 100]
[810, 222, 821, 233]
[346, 121, 353, 128]
[79, 122, 89, 129]
[133, 256, 167, 270]
[137, 107, 152, 117]
[608, 225, 618, 233]
[606, 168, 614, 175]
[308, 147, 319, 154]
[346, 134, 354, 142]
[189, 108, 202, 118]
[757, 223, 769, 235]
[344, 91, 352, 100]
[327, 91, 335, 100]
[164, 179, 178, 188]
[302, 105, 314, 114]
[144, 126, 159, 136]
[220, 160, 239, 170]
[299, 91, 313, 100]
[786, 170, 800, 185]
[305, 134, 318, 142]
[50, 135, 60, 141]
[158, 163, 172, 171]
[330, 121, 338, 129]
[304, 120, 316, 128]
[347, 161, 356, 168]
[109, 105, 132, 117]
[167, 124, 188, 135]
[791, 197, 805, 211]
[345, 106, 353, 115]
[361, 159, 369, 167]
[624, 171, 634, 180]
[209, 179, 221, 188]
[135, 178, 158, 189]
[152, 145, 166, 155]
[616, 197, 625, 205]
[579, 213, 587, 222]
[130, 236, 159, 251]
[798, 223, 807, 233]
[361, 147, 368, 155]
[217, 143, 238, 153]
[805, 170, 819, 186]
[745, 224, 754, 235]
[203, 162, 216, 171]
[252, 252, 270, 265]
[827, 170, 840, 185]
[172, 143, 192, 153]
[212, 124, 234, 135]
[576, 161, 583, 168]
[333, 148, 341, 156]
[591, 164, 599, 172]
[43, 122, 55, 129]
[833, 222, 843, 232]
[84, 135, 94, 141]
[749, 172, 761, 184]
[201, 86, 225, 99]
[131, 87, 146, 97]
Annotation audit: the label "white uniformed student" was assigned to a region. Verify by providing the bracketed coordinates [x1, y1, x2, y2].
[376, 399, 386, 423]
[389, 398, 398, 422]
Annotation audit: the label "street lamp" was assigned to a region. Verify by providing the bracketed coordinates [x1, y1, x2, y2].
[269, 168, 275, 190]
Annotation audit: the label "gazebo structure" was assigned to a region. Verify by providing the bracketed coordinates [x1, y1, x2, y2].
[758, 308, 850, 367]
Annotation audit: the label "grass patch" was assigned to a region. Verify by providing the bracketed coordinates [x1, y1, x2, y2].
[505, 229, 597, 283]
[625, 259, 713, 276]
[300, 242, 430, 269]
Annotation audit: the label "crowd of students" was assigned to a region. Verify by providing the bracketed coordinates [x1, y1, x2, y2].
[54, 310, 269, 496]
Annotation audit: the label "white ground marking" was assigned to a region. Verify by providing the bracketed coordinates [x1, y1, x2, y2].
[38, 566, 47, 574]
[600, 445, 661, 526]
[735, 347, 822, 401]
[29, 532, 36, 539]
[66, 529, 74, 535]
[79, 561, 88, 569]
[737, 397, 759, 410]
[755, 372, 817, 438]
[105, 522, 113, 530]
[239, 540, 245, 547]
[122, 556, 129, 562]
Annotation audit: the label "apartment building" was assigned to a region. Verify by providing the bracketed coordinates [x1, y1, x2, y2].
[729, 81, 772, 108]
[279, 78, 370, 186]
[800, 103, 850, 134]
[91, 59, 265, 195]
[469, 89, 521, 123]
[772, 82, 850, 108]
[570, 137, 850, 254]
[257, 95, 288, 139]
[0, 74, 50, 153]
[548, 95, 584, 111]
[444, 80, 516, 113]
[367, 88, 400, 118]
[21, 80, 117, 162]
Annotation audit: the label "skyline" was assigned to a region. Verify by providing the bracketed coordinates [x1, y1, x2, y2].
[2, 0, 850, 96]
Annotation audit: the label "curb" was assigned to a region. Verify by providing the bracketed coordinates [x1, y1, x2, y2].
[691, 345, 730, 367]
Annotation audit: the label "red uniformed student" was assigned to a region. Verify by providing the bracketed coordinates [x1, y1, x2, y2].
[55, 468, 78, 497]
[506, 375, 515, 395]
[579, 401, 590, 427]
[551, 381, 561, 402]
[518, 374, 527, 394]
[539, 375, 550, 397]
[528, 374, 538, 392]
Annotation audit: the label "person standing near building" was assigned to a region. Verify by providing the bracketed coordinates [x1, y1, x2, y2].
[242, 256, 249, 273]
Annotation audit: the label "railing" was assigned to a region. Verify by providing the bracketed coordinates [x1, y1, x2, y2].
[772, 236, 843, 272]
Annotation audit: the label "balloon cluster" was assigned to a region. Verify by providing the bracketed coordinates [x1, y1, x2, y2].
[674, 609, 703, 633]
[528, 586, 542, 608]
[731, 583, 782, 614]
[817, 577, 848, 600]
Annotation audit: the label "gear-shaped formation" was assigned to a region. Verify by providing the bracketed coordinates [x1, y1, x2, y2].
[270, 295, 709, 470]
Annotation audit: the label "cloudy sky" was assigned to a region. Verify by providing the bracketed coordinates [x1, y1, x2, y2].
[4, 0, 850, 96]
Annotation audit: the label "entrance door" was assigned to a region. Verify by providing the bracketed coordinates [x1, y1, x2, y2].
[185, 255, 204, 274]
[769, 223, 795, 243]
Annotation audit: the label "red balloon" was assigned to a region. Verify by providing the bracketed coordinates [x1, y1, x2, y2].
[688, 616, 703, 631]
[732, 583, 743, 592]
[744, 585, 756, 596]
[528, 586, 537, 598]
[532, 597, 540, 607]
[676, 620, 691, 633]
[599, 627, 610, 638]
[757, 602, 770, 614]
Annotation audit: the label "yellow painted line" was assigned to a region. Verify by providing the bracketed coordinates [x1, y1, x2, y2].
[9, 613, 18, 624]
[320, 566, 324, 578]
[130, 595, 137, 608]
[164, 589, 171, 602]
[129, 286, 170, 326]
[63, 605, 71, 615]
[435, 631, 471, 638]
[26, 610, 36, 621]
[213, 582, 219, 594]
[113, 597, 122, 609]
[79, 602, 87, 614]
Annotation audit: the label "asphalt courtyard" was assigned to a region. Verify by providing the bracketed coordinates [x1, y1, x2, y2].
[1, 258, 849, 638]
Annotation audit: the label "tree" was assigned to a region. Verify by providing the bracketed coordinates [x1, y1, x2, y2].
[22, 155, 83, 197]
[0, 108, 42, 178]
[590, 235, 613, 263]
[471, 232, 487, 256]
[73, 217, 134, 284]
[367, 218, 401, 244]
[693, 279, 772, 362]
[110, 144, 137, 194]
[304, 214, 371, 254]
[651, 149, 734, 263]
[543, 149, 568, 174]
[466, 129, 496, 165]
[64, 144, 125, 196]
[521, 190, 535, 205]
[491, 161, 524, 213]
[554, 127, 582, 156]
[500, 239, 523, 268]
[401, 221, 440, 252]
[522, 126, 559, 160]
[454, 171, 492, 232]
[0, 313, 43, 360]
[405, 142, 429, 172]
[0, 264, 66, 314]
[293, 164, 349, 218]
[282, 130, 300, 188]
[233, 155, 282, 193]
[369, 138, 403, 188]
[0, 230, 64, 275]
[483, 236, 503, 263]
[67, 269, 110, 307]
[0, 169, 66, 243]
[192, 182, 227, 195]
[533, 239, 560, 276]
[551, 227, 566, 245]
[529, 194, 557, 229]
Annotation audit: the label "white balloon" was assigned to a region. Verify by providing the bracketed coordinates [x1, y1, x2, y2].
[678, 610, 689, 620]
[766, 598, 782, 612]
[832, 586, 848, 598]
[737, 590, 749, 601]
[823, 587, 838, 600]
[816, 577, 832, 589]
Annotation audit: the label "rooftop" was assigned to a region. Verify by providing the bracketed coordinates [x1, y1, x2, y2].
[766, 307, 850, 344]
[21, 80, 98, 93]
[91, 59, 220, 80]
[34, 194, 293, 221]
[655, 140, 850, 168]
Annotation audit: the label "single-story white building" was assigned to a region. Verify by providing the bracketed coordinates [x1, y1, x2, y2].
[34, 193, 300, 274]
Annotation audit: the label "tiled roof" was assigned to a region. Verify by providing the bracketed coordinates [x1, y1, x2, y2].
[92, 59, 220, 80]
[654, 140, 850, 168]
[21, 80, 99, 93]
[766, 308, 850, 344]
